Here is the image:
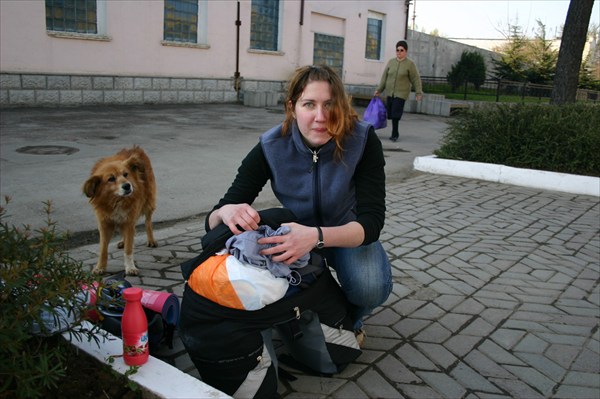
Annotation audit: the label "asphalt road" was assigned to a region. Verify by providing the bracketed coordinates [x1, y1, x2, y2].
[0, 104, 449, 242]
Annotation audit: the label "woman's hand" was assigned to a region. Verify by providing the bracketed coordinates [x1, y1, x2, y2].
[212, 203, 260, 234]
[258, 222, 317, 265]
[374, 90, 381, 97]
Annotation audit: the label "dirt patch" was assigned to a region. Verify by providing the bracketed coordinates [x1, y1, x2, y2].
[42, 337, 143, 399]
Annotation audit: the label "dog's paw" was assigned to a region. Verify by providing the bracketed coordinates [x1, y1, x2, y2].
[91, 267, 106, 275]
[124, 255, 138, 276]
[147, 240, 158, 248]
[117, 241, 124, 249]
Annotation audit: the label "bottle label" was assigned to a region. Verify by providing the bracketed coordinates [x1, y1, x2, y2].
[123, 331, 149, 357]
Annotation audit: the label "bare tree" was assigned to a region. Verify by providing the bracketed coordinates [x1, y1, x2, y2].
[550, 0, 595, 104]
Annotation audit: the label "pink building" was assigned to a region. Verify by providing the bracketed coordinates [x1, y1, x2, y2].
[0, 0, 408, 107]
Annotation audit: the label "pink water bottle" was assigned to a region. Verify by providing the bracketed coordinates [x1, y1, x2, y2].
[121, 287, 149, 366]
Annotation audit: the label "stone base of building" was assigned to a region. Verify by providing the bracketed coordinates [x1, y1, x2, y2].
[0, 73, 470, 118]
[0, 72, 285, 108]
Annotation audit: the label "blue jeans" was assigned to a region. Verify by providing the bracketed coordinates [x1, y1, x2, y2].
[323, 241, 392, 330]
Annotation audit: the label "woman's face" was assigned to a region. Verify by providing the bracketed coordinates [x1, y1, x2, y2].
[291, 80, 333, 147]
[396, 46, 407, 61]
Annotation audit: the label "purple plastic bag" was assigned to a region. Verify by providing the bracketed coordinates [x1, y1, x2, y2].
[363, 97, 387, 129]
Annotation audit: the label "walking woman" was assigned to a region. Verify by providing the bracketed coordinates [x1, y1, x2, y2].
[374, 40, 423, 142]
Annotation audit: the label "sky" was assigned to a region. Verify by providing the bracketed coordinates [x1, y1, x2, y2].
[409, 0, 600, 39]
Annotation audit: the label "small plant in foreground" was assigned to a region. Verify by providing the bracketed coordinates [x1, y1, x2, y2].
[0, 197, 102, 399]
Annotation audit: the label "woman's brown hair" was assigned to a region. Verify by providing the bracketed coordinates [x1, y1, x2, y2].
[282, 65, 358, 160]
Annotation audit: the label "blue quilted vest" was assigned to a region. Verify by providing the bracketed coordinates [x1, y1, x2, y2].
[260, 120, 370, 227]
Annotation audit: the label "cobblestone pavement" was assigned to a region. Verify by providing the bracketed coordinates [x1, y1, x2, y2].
[68, 173, 600, 399]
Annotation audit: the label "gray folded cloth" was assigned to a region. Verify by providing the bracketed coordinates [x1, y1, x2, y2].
[225, 225, 310, 279]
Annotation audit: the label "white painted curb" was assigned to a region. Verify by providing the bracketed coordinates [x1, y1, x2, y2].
[64, 322, 231, 399]
[414, 155, 600, 197]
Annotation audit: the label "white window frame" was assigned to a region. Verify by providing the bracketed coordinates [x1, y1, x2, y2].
[249, 0, 283, 54]
[46, 0, 110, 41]
[161, 0, 209, 49]
[366, 11, 385, 61]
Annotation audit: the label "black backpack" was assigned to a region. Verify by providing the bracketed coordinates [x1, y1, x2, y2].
[179, 208, 361, 398]
[95, 273, 177, 355]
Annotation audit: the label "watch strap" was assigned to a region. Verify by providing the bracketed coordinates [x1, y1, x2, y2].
[315, 226, 324, 248]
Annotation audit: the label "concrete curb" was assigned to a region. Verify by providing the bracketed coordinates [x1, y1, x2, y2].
[414, 155, 600, 197]
[64, 322, 232, 399]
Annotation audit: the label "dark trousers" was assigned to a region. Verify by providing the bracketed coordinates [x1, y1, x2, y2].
[386, 96, 406, 138]
[391, 119, 400, 138]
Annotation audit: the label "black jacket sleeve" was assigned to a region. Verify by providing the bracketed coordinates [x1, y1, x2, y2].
[205, 142, 272, 232]
[355, 128, 386, 244]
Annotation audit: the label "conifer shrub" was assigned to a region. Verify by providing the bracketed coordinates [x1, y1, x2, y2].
[0, 198, 101, 399]
[434, 103, 600, 177]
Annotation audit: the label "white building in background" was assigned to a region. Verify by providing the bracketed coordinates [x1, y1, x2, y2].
[0, 0, 409, 107]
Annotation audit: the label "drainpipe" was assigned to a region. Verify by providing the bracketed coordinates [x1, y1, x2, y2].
[234, 1, 242, 101]
[404, 0, 411, 39]
[300, 0, 304, 25]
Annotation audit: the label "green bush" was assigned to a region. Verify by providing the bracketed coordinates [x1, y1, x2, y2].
[0, 198, 100, 399]
[434, 103, 600, 177]
[447, 50, 487, 91]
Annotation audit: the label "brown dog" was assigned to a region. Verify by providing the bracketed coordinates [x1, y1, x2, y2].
[83, 146, 157, 275]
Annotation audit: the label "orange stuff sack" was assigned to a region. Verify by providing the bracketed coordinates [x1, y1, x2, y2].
[187, 253, 289, 310]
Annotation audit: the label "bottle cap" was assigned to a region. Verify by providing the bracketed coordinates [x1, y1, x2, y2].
[123, 287, 143, 301]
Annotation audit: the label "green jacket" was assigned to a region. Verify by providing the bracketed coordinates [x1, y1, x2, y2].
[376, 57, 423, 100]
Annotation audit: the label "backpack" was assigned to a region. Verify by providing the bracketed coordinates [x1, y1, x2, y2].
[179, 208, 361, 398]
[95, 274, 179, 354]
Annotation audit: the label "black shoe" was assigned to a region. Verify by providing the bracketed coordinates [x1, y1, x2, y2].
[390, 136, 398, 142]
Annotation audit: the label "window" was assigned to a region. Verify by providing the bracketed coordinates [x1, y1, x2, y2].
[365, 12, 383, 60]
[250, 0, 280, 51]
[164, 0, 199, 43]
[314, 33, 344, 78]
[46, 0, 98, 34]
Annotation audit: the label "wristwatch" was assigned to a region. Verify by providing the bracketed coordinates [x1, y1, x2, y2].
[315, 226, 325, 249]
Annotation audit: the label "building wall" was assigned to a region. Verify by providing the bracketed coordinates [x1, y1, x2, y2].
[0, 0, 408, 107]
[0, 1, 404, 81]
[408, 30, 500, 79]
[2, 1, 500, 108]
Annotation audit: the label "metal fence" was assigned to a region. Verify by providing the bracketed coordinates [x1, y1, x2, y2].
[421, 76, 599, 103]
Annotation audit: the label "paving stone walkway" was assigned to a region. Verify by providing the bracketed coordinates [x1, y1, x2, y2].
[69, 173, 600, 398]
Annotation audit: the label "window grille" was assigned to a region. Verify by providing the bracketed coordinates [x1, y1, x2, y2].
[314, 33, 344, 78]
[365, 16, 383, 60]
[250, 0, 279, 51]
[164, 0, 199, 43]
[45, 0, 97, 34]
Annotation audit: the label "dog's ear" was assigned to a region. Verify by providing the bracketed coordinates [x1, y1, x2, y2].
[126, 155, 145, 175]
[83, 176, 101, 198]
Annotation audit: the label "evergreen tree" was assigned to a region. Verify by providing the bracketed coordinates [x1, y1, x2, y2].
[447, 51, 487, 91]
[524, 20, 558, 84]
[579, 51, 600, 91]
[492, 24, 528, 81]
[582, 23, 600, 86]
